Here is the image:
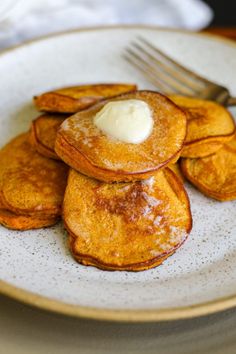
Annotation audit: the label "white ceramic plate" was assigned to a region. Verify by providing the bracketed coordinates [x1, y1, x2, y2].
[0, 26, 236, 322]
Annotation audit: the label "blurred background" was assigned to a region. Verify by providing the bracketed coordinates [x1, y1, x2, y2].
[204, 0, 235, 26]
[0, 0, 235, 50]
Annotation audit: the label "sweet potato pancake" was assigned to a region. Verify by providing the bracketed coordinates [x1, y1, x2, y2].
[181, 134, 236, 201]
[0, 133, 68, 230]
[55, 91, 187, 182]
[34, 83, 137, 113]
[169, 95, 235, 158]
[30, 114, 65, 159]
[63, 168, 192, 271]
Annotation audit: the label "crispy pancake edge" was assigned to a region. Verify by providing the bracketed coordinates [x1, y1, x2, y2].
[0, 208, 59, 230]
[29, 115, 64, 160]
[55, 132, 183, 182]
[68, 239, 176, 271]
[34, 83, 137, 113]
[181, 130, 235, 158]
[30, 123, 59, 160]
[180, 156, 236, 201]
[0, 189, 63, 217]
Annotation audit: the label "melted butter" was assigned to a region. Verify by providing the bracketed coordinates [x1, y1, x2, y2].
[93, 99, 153, 144]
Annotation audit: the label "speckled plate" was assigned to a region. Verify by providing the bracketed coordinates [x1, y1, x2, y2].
[0, 26, 236, 322]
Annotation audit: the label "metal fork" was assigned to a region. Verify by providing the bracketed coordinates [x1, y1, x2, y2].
[124, 36, 236, 106]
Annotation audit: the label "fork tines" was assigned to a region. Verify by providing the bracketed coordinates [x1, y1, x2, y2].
[124, 36, 209, 96]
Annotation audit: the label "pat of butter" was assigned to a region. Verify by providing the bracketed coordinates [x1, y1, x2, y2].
[94, 99, 153, 144]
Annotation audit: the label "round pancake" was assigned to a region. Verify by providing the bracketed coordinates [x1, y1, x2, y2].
[181, 134, 236, 201]
[0, 133, 68, 228]
[55, 91, 187, 182]
[34, 83, 137, 113]
[169, 95, 235, 158]
[63, 168, 192, 271]
[30, 114, 66, 159]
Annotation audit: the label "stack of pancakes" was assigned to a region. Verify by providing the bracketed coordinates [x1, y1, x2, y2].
[0, 84, 135, 231]
[0, 133, 68, 230]
[169, 95, 236, 201]
[1, 83, 235, 271]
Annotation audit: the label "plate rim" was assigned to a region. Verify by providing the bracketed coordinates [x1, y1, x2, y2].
[1, 278, 236, 322]
[0, 24, 236, 322]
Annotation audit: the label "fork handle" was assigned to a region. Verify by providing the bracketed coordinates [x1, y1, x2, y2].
[227, 96, 236, 106]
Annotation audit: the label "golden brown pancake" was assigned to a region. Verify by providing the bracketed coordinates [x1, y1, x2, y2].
[55, 91, 187, 182]
[181, 134, 236, 201]
[168, 163, 184, 182]
[0, 209, 58, 231]
[34, 83, 137, 113]
[0, 133, 68, 230]
[63, 168, 192, 271]
[169, 95, 235, 158]
[30, 114, 65, 159]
